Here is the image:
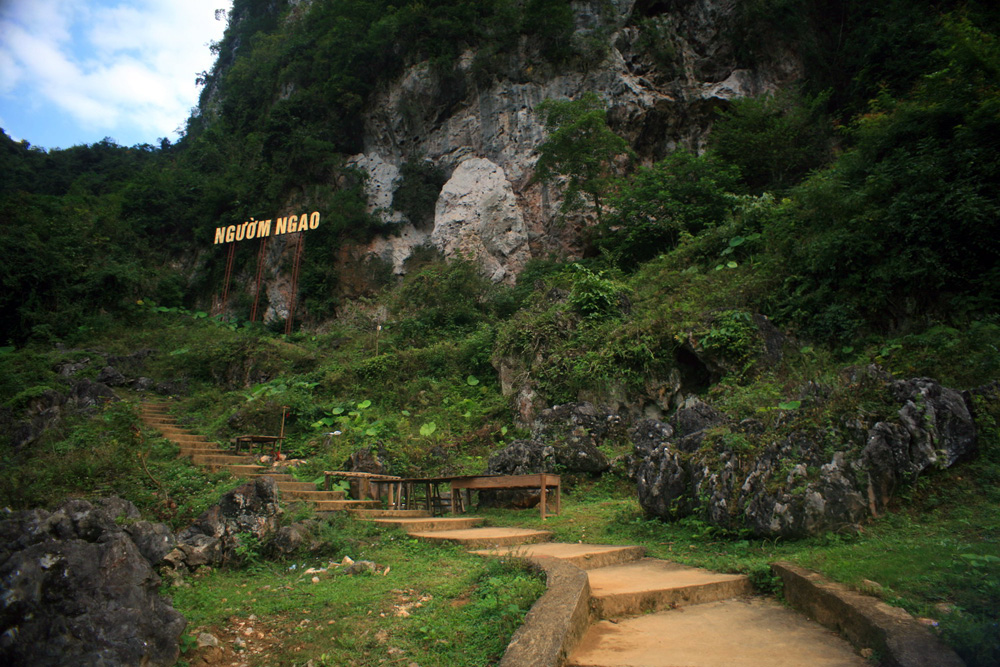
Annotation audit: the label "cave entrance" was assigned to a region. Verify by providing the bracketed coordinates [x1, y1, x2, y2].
[675, 347, 711, 395]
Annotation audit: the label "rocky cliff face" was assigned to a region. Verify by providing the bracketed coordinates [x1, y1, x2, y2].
[338, 0, 800, 286]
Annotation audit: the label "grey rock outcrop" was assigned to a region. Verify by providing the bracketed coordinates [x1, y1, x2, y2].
[489, 402, 626, 477]
[332, 0, 801, 294]
[0, 498, 185, 667]
[9, 379, 118, 450]
[166, 476, 281, 570]
[635, 371, 981, 537]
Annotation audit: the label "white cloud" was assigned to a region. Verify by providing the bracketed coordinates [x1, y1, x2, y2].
[0, 0, 231, 146]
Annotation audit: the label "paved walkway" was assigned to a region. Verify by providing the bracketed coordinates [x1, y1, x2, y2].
[369, 516, 867, 667]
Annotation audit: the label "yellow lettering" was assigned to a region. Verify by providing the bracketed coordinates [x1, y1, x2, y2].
[258, 219, 272, 237]
[309, 211, 320, 230]
[214, 227, 226, 244]
[276, 217, 288, 235]
[225, 225, 236, 243]
[288, 214, 299, 233]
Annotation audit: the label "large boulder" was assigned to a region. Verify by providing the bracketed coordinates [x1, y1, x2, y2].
[166, 477, 281, 570]
[488, 402, 625, 478]
[0, 498, 185, 667]
[635, 369, 981, 537]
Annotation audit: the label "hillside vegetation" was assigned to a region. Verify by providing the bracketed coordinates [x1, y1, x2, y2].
[1, 0, 999, 664]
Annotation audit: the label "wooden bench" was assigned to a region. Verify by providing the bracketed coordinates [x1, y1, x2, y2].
[449, 474, 561, 519]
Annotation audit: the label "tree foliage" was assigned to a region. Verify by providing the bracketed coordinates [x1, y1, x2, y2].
[597, 150, 742, 270]
[534, 92, 633, 221]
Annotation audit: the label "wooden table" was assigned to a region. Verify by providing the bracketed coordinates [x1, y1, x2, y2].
[390, 477, 460, 515]
[448, 474, 561, 519]
[232, 434, 283, 456]
[323, 471, 403, 503]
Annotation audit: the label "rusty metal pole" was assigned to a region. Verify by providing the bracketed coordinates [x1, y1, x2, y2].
[250, 237, 268, 322]
[284, 233, 305, 335]
[221, 242, 236, 313]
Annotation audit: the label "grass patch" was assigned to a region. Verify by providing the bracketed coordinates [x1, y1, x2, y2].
[168, 520, 545, 667]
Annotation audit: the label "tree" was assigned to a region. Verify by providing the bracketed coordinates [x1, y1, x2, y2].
[533, 92, 633, 222]
[596, 150, 742, 270]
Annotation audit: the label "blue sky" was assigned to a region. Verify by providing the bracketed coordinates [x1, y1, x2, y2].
[0, 0, 232, 151]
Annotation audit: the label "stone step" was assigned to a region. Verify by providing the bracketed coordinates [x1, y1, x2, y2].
[192, 454, 257, 466]
[168, 435, 216, 443]
[271, 481, 320, 492]
[177, 448, 230, 458]
[214, 464, 268, 477]
[472, 543, 645, 571]
[371, 516, 485, 532]
[313, 500, 383, 512]
[565, 597, 866, 667]
[279, 489, 346, 501]
[408, 527, 553, 548]
[587, 558, 753, 620]
[347, 509, 433, 519]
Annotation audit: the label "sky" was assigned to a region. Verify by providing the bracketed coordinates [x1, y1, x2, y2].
[0, 0, 232, 151]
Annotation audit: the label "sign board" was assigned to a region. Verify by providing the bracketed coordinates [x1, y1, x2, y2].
[213, 211, 321, 244]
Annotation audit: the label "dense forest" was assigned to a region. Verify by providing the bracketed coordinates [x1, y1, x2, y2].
[1, 1, 999, 664]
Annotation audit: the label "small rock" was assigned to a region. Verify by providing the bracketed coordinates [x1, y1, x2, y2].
[197, 633, 219, 648]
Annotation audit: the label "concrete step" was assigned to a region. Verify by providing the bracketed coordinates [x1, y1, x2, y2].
[347, 509, 433, 519]
[271, 481, 320, 492]
[313, 500, 383, 512]
[192, 454, 257, 466]
[371, 516, 485, 532]
[566, 596, 866, 667]
[472, 543, 645, 571]
[177, 448, 230, 459]
[215, 464, 268, 477]
[168, 435, 216, 444]
[587, 558, 753, 619]
[279, 489, 346, 501]
[408, 527, 553, 548]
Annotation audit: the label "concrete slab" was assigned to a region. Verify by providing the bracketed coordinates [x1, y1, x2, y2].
[347, 509, 433, 519]
[588, 558, 752, 618]
[372, 516, 484, 532]
[473, 543, 645, 570]
[566, 597, 867, 667]
[409, 527, 553, 548]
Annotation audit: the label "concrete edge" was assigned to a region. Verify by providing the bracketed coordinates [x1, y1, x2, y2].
[498, 556, 592, 667]
[771, 561, 965, 667]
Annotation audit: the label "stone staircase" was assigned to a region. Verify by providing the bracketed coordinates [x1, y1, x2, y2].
[138, 401, 404, 515]
[362, 519, 868, 667]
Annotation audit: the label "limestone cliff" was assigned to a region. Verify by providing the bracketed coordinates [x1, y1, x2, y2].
[340, 0, 800, 286]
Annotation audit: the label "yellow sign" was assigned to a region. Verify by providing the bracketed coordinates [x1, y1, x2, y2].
[213, 211, 321, 244]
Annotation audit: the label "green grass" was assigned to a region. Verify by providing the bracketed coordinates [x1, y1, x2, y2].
[168, 520, 546, 667]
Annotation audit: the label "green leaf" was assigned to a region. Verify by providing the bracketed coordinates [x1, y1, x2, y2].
[729, 235, 746, 247]
[778, 400, 801, 410]
[466, 375, 480, 386]
[726, 261, 738, 269]
[332, 407, 345, 415]
[357, 399, 372, 409]
[420, 422, 437, 437]
[401, 410, 411, 417]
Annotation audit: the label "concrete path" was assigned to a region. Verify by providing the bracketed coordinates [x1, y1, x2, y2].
[374, 521, 867, 666]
